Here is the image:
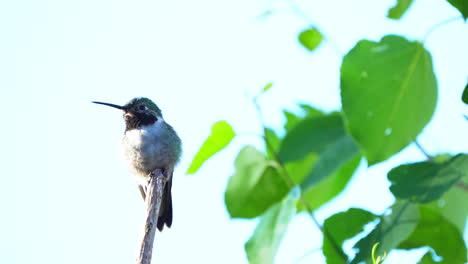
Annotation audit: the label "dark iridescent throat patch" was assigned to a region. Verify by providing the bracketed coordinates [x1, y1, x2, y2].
[124, 112, 157, 131]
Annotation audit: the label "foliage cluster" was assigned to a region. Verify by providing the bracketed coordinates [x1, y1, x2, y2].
[188, 1, 468, 263]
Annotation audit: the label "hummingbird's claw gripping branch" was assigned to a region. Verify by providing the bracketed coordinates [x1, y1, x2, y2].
[136, 168, 167, 264]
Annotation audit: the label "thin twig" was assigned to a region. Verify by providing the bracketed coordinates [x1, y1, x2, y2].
[253, 96, 349, 263]
[413, 140, 433, 160]
[423, 16, 462, 43]
[294, 247, 322, 264]
[136, 169, 167, 264]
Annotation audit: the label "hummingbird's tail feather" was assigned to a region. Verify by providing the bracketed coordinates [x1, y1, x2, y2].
[157, 177, 173, 232]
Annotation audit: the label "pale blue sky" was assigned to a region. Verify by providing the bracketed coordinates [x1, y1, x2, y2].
[1, 0, 467, 263]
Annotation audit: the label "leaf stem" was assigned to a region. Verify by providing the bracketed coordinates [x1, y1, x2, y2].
[253, 95, 349, 263]
[423, 16, 462, 43]
[293, 247, 322, 264]
[456, 181, 468, 192]
[413, 140, 433, 160]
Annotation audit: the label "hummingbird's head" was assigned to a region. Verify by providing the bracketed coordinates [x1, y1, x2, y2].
[93, 97, 163, 130]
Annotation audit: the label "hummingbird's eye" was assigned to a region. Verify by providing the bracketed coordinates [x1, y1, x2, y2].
[138, 105, 147, 111]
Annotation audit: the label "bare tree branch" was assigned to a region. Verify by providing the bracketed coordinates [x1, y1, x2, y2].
[136, 169, 166, 264]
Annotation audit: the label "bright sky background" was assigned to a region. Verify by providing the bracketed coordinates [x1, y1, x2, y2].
[1, 0, 467, 263]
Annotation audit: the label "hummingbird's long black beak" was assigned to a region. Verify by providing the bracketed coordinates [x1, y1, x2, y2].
[92, 101, 127, 111]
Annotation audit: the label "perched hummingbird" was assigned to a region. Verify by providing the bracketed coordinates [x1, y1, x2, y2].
[93, 97, 182, 231]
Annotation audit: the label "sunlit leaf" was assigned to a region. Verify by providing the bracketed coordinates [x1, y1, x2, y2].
[352, 201, 419, 264]
[263, 82, 273, 92]
[388, 154, 468, 203]
[398, 206, 467, 264]
[387, 0, 414, 19]
[298, 28, 323, 52]
[245, 188, 299, 264]
[186, 121, 235, 174]
[225, 146, 290, 218]
[341, 35, 437, 165]
[323, 208, 378, 264]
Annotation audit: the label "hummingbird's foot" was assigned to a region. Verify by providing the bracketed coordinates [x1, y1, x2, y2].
[138, 184, 146, 201]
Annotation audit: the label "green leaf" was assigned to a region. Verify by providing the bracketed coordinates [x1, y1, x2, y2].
[263, 82, 273, 92]
[299, 154, 361, 211]
[225, 146, 290, 218]
[278, 113, 350, 163]
[245, 188, 299, 264]
[300, 134, 360, 190]
[323, 208, 378, 264]
[352, 201, 419, 264]
[298, 28, 323, 52]
[462, 82, 468, 104]
[279, 113, 361, 209]
[341, 35, 437, 165]
[285, 153, 318, 184]
[427, 154, 468, 234]
[186, 121, 235, 174]
[388, 154, 468, 203]
[427, 188, 468, 236]
[387, 0, 414, 19]
[398, 206, 467, 264]
[283, 105, 324, 132]
[265, 127, 281, 159]
[447, 0, 468, 20]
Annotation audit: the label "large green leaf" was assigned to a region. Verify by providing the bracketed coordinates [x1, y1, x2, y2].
[245, 188, 299, 264]
[398, 206, 467, 264]
[186, 121, 235, 174]
[323, 208, 378, 264]
[447, 0, 468, 20]
[299, 154, 361, 211]
[352, 201, 419, 264]
[298, 28, 323, 52]
[341, 35, 437, 165]
[388, 154, 468, 203]
[278, 113, 351, 163]
[387, 0, 414, 19]
[225, 146, 290, 218]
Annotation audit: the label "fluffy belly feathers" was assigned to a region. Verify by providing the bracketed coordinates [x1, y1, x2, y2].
[122, 124, 171, 181]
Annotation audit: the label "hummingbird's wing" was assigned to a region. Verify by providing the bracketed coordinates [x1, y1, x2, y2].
[156, 175, 173, 231]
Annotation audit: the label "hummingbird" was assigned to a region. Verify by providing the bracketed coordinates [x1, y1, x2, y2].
[93, 97, 182, 231]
